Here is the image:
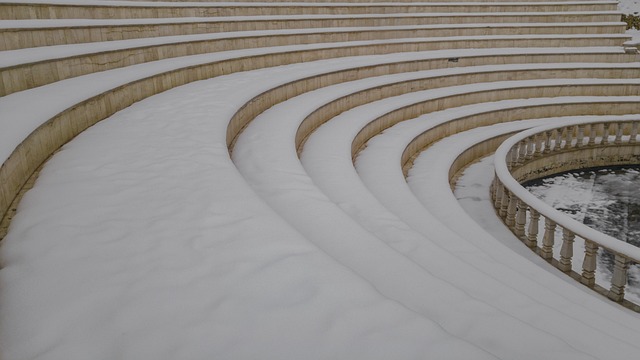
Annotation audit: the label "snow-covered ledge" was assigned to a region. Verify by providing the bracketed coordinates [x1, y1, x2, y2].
[493, 118, 640, 310]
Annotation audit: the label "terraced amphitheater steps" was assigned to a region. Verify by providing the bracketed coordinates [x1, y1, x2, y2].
[1, 12, 626, 51]
[306, 105, 640, 306]
[3, 63, 493, 359]
[2, 20, 628, 50]
[2, 0, 640, 358]
[0, 29, 631, 96]
[0, 1, 621, 19]
[3, 46, 636, 225]
[355, 108, 640, 251]
[405, 115, 640, 302]
[2, 56, 638, 358]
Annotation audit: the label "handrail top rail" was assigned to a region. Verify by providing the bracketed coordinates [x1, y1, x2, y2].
[494, 117, 640, 262]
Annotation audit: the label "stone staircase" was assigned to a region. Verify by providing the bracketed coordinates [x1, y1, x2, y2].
[1, 0, 640, 358]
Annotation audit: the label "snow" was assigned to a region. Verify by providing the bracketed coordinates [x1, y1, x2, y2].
[2, 0, 640, 357]
[3, 23, 623, 68]
[232, 73, 640, 358]
[623, 0, 640, 43]
[619, 0, 640, 14]
[4, 49, 640, 358]
[627, 29, 640, 44]
[405, 115, 640, 301]
[3, 45, 628, 167]
[620, 0, 640, 43]
[0, 11, 625, 30]
[2, 60, 469, 360]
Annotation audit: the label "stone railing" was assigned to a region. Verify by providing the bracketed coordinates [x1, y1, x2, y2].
[492, 119, 640, 310]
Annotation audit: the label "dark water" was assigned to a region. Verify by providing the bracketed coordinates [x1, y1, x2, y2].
[524, 166, 640, 286]
[524, 166, 640, 245]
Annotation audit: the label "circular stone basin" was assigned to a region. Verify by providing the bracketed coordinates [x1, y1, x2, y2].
[524, 166, 640, 291]
[524, 166, 640, 246]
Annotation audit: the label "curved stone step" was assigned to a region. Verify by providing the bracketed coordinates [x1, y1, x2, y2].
[1, 12, 625, 50]
[2, 0, 640, 357]
[1, 25, 630, 95]
[2, 46, 634, 225]
[0, 0, 620, 20]
[231, 73, 640, 357]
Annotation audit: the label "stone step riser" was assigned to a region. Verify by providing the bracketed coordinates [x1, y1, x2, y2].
[1, 25, 629, 95]
[0, 3, 620, 20]
[1, 18, 627, 51]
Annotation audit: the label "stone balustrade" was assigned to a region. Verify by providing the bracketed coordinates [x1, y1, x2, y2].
[492, 119, 640, 310]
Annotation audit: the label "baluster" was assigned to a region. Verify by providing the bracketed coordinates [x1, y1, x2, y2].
[490, 177, 496, 201]
[604, 123, 612, 144]
[525, 137, 535, 160]
[499, 188, 510, 218]
[508, 147, 517, 169]
[517, 140, 527, 166]
[515, 200, 527, 237]
[558, 228, 575, 272]
[566, 126, 574, 148]
[576, 124, 585, 147]
[608, 254, 630, 302]
[525, 209, 539, 248]
[541, 218, 556, 259]
[506, 193, 518, 227]
[587, 123, 597, 146]
[615, 122, 623, 144]
[581, 241, 598, 287]
[556, 128, 564, 150]
[494, 181, 505, 210]
[535, 133, 544, 157]
[543, 131, 553, 153]
[631, 122, 639, 144]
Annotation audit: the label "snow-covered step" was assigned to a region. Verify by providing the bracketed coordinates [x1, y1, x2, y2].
[306, 100, 632, 255]
[1, 0, 640, 357]
[2, 47, 632, 212]
[304, 92, 640, 316]
[230, 71, 640, 357]
[1, 27, 630, 95]
[350, 81, 640, 155]
[0, 1, 620, 20]
[1, 45, 636, 230]
[1, 12, 625, 50]
[3, 21, 625, 55]
[292, 64, 640, 151]
[1, 59, 497, 360]
[113, 0, 615, 3]
[353, 98, 639, 284]
[231, 67, 638, 297]
[350, 101, 640, 311]
[5, 47, 640, 359]
[1, 22, 624, 58]
[228, 65, 639, 309]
